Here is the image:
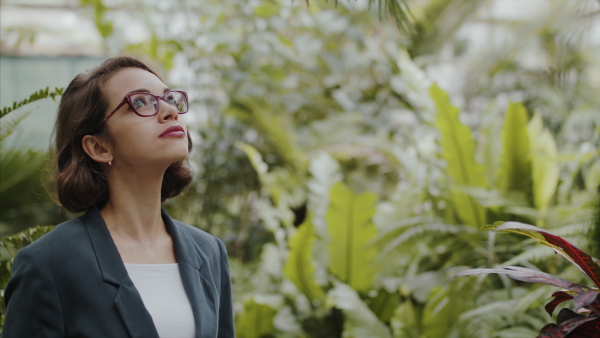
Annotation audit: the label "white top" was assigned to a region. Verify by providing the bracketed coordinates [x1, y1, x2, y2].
[124, 263, 196, 338]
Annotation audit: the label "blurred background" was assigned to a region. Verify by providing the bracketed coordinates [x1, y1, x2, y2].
[1, 0, 599, 336]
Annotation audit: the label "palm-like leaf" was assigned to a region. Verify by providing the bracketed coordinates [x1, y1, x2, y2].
[489, 222, 600, 288]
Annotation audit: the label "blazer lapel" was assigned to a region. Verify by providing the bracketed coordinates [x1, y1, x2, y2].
[162, 210, 217, 338]
[83, 207, 159, 338]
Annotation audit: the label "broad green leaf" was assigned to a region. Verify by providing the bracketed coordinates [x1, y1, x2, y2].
[328, 282, 392, 338]
[497, 102, 531, 193]
[528, 113, 559, 212]
[283, 216, 324, 302]
[431, 83, 487, 228]
[235, 298, 277, 338]
[326, 182, 378, 292]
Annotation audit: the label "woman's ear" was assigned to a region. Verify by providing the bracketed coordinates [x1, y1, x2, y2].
[82, 135, 112, 164]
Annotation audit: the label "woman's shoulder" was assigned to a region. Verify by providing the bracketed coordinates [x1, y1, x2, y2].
[169, 219, 227, 257]
[171, 219, 223, 244]
[17, 215, 90, 259]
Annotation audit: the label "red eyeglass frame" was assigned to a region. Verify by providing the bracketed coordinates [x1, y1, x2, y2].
[97, 90, 189, 130]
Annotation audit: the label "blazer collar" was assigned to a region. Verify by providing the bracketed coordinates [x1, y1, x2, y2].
[83, 206, 128, 286]
[161, 209, 204, 271]
[161, 209, 214, 338]
[82, 207, 205, 283]
[82, 207, 157, 337]
[83, 206, 210, 338]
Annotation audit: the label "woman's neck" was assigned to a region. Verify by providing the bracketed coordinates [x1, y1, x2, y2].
[100, 169, 177, 264]
[101, 168, 166, 243]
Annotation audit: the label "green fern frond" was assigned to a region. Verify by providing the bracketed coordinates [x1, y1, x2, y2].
[373, 216, 437, 244]
[0, 87, 64, 119]
[0, 110, 31, 142]
[378, 222, 473, 258]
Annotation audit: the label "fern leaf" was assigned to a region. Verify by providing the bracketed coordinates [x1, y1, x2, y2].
[0, 110, 31, 142]
[1, 87, 64, 119]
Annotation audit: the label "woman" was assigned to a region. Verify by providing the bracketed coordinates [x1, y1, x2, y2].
[2, 56, 235, 337]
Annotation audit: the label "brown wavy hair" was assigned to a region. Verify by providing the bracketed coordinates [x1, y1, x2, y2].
[51, 56, 193, 213]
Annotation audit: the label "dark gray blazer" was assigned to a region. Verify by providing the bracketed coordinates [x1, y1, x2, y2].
[2, 207, 235, 338]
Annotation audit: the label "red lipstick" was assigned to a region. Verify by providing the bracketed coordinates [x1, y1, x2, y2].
[159, 125, 185, 138]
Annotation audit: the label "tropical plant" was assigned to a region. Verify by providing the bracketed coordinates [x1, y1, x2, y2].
[0, 88, 69, 329]
[456, 222, 600, 337]
[1, 0, 598, 336]
[0, 88, 69, 235]
[0, 87, 63, 119]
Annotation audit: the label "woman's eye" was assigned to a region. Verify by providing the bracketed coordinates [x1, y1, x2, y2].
[165, 94, 178, 105]
[132, 97, 149, 109]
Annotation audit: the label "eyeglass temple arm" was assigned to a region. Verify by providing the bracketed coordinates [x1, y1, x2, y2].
[97, 100, 127, 129]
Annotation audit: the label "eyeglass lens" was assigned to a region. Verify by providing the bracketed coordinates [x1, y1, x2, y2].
[130, 91, 188, 116]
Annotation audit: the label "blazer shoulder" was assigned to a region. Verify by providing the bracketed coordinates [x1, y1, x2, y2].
[171, 220, 226, 255]
[16, 215, 89, 260]
[173, 220, 222, 243]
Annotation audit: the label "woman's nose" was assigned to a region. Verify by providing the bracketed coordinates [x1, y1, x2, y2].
[157, 99, 179, 121]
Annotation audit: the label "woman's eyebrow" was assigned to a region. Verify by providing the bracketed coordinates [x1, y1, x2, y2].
[125, 88, 171, 95]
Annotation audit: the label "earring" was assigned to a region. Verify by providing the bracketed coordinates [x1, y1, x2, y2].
[108, 160, 112, 167]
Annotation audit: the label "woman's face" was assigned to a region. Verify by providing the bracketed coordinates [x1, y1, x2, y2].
[102, 67, 189, 169]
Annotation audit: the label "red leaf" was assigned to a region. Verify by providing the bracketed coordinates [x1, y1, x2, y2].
[557, 308, 582, 324]
[539, 311, 599, 337]
[546, 291, 574, 317]
[566, 317, 600, 337]
[493, 223, 600, 288]
[537, 323, 565, 338]
[573, 291, 600, 313]
[591, 296, 600, 313]
[455, 266, 587, 292]
[540, 231, 600, 289]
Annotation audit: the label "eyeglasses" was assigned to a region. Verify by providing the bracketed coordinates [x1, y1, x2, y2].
[98, 90, 189, 129]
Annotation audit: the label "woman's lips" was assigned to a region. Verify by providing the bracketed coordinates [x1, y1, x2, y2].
[159, 125, 185, 138]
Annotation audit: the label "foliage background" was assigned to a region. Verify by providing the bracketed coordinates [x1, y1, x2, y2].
[1, 0, 599, 336]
